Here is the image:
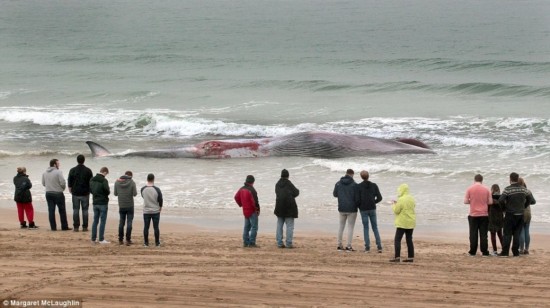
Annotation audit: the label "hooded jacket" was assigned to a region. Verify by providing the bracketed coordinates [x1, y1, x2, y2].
[42, 167, 66, 193]
[114, 175, 137, 209]
[498, 183, 536, 215]
[90, 173, 110, 205]
[14, 172, 32, 203]
[333, 175, 358, 212]
[234, 183, 260, 218]
[358, 180, 383, 211]
[392, 184, 416, 229]
[274, 178, 299, 218]
[67, 164, 93, 196]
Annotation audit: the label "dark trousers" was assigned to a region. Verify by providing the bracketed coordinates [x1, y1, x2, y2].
[144, 213, 160, 245]
[394, 228, 414, 259]
[502, 214, 524, 256]
[72, 194, 90, 229]
[46, 192, 69, 230]
[119, 208, 134, 242]
[468, 215, 489, 255]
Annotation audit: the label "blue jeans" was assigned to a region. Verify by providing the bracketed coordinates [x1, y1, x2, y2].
[519, 221, 530, 251]
[91, 204, 108, 242]
[144, 213, 160, 246]
[276, 217, 295, 247]
[243, 213, 259, 246]
[72, 194, 90, 229]
[360, 210, 382, 251]
[119, 208, 134, 242]
[45, 192, 69, 230]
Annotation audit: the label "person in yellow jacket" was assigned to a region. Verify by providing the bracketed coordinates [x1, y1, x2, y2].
[390, 183, 416, 263]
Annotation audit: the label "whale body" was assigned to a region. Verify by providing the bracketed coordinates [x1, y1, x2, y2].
[86, 131, 434, 159]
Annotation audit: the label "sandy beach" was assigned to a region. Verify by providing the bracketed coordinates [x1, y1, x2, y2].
[1, 204, 549, 308]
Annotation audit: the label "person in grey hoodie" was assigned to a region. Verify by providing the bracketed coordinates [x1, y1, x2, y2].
[90, 167, 110, 244]
[42, 159, 70, 231]
[333, 169, 359, 251]
[141, 173, 163, 247]
[114, 171, 137, 246]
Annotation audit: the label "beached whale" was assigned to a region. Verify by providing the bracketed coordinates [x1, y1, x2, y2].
[86, 131, 434, 159]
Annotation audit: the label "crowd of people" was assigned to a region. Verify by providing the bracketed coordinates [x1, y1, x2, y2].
[13, 155, 536, 261]
[464, 173, 536, 257]
[13, 155, 163, 247]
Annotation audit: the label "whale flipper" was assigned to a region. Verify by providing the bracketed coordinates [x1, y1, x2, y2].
[86, 141, 112, 157]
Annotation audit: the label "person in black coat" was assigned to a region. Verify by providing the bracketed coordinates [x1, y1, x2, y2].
[357, 170, 383, 252]
[13, 167, 38, 229]
[274, 169, 299, 248]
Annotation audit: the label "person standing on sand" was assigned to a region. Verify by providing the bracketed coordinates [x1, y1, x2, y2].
[42, 158, 71, 231]
[463, 174, 492, 257]
[489, 184, 504, 256]
[517, 178, 534, 255]
[357, 170, 383, 253]
[141, 173, 163, 247]
[498, 172, 535, 257]
[274, 169, 299, 249]
[235, 175, 260, 248]
[333, 169, 359, 252]
[114, 171, 137, 246]
[90, 167, 110, 244]
[67, 154, 93, 232]
[13, 167, 38, 229]
[389, 183, 416, 263]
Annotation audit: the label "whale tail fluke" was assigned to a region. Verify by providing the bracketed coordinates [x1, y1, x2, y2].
[86, 141, 112, 157]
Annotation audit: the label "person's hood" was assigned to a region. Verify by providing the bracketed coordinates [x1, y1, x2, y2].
[46, 167, 57, 173]
[397, 183, 409, 197]
[339, 175, 355, 186]
[91, 173, 105, 183]
[116, 175, 133, 187]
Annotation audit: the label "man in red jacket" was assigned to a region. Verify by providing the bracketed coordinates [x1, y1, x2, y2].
[234, 175, 260, 247]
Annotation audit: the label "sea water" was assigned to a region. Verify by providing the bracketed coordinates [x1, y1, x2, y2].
[1, 0, 549, 231]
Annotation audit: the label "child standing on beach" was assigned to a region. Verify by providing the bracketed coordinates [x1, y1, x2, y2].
[489, 184, 504, 256]
[390, 183, 416, 263]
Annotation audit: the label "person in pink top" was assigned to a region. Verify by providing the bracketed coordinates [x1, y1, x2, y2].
[463, 174, 492, 257]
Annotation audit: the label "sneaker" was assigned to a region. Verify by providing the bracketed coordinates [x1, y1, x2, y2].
[126, 240, 133, 246]
[143, 243, 149, 247]
[278, 244, 286, 248]
[99, 240, 110, 244]
[91, 240, 97, 244]
[481, 254, 490, 257]
[82, 228, 88, 232]
[377, 249, 383, 254]
[345, 246, 355, 252]
[403, 258, 414, 263]
[491, 251, 498, 256]
[28, 225, 39, 230]
[337, 246, 344, 251]
[389, 258, 401, 263]
[524, 250, 529, 255]
[286, 244, 294, 249]
[73, 228, 79, 232]
[467, 253, 476, 257]
[155, 243, 161, 247]
[20, 224, 28, 229]
[119, 240, 124, 245]
[364, 249, 370, 253]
